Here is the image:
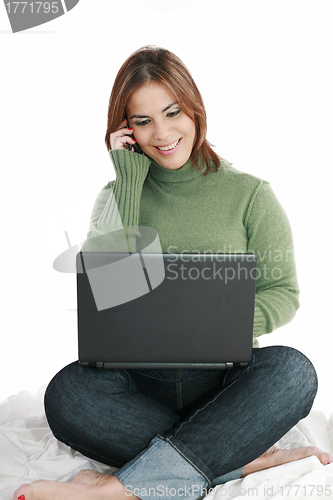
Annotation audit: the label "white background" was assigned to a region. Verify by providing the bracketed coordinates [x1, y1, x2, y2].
[0, 1, 332, 415]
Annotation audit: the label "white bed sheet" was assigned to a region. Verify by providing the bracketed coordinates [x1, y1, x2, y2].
[1, 386, 333, 500]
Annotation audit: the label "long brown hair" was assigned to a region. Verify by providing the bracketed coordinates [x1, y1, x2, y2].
[105, 46, 229, 175]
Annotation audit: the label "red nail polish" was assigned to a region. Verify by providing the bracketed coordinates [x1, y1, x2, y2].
[128, 128, 133, 132]
[18, 496, 25, 500]
[132, 139, 136, 143]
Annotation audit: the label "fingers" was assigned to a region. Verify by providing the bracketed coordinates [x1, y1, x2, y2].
[110, 119, 137, 151]
[111, 133, 136, 151]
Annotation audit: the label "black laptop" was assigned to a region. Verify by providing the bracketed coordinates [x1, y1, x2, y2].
[76, 252, 257, 369]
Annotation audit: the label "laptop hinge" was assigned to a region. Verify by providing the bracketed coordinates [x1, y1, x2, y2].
[79, 361, 238, 370]
[78, 361, 252, 370]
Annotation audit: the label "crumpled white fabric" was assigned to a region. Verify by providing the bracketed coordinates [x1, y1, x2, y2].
[1, 386, 333, 500]
[0, 385, 116, 500]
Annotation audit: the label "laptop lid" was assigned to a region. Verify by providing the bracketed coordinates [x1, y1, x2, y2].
[76, 252, 257, 369]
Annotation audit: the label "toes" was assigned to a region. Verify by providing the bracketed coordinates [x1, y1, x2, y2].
[319, 452, 333, 465]
[13, 484, 33, 500]
[303, 447, 333, 465]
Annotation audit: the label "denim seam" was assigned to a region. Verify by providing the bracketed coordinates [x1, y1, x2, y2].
[157, 434, 211, 486]
[223, 354, 255, 386]
[176, 370, 182, 410]
[222, 368, 231, 386]
[53, 431, 123, 468]
[171, 378, 239, 438]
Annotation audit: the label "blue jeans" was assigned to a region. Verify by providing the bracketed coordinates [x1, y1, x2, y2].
[44, 346, 317, 499]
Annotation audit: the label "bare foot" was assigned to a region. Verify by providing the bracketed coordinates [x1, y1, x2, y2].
[242, 445, 333, 477]
[13, 472, 140, 500]
[72, 469, 106, 485]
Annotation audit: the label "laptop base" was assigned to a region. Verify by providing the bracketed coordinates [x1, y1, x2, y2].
[79, 361, 250, 370]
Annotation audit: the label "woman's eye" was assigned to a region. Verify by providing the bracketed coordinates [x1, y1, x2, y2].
[167, 109, 181, 118]
[134, 110, 180, 126]
[136, 119, 151, 127]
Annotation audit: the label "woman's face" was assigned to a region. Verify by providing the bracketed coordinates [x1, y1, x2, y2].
[126, 82, 196, 170]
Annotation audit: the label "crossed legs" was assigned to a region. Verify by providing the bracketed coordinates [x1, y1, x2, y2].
[14, 347, 332, 500]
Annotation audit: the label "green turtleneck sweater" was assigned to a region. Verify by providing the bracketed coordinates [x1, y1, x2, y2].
[81, 150, 300, 347]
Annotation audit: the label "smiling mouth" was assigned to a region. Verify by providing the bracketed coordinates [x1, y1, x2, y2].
[156, 138, 181, 151]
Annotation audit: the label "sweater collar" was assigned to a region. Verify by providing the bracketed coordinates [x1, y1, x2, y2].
[147, 154, 206, 183]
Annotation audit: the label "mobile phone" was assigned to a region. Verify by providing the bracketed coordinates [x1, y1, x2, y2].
[126, 116, 143, 154]
[130, 134, 143, 154]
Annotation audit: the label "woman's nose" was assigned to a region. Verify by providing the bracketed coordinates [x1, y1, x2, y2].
[153, 121, 171, 142]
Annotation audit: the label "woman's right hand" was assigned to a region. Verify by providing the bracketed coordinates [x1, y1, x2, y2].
[110, 119, 137, 151]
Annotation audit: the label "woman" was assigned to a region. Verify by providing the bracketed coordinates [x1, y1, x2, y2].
[14, 46, 332, 500]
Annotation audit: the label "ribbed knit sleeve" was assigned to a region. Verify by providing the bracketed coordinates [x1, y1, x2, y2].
[245, 181, 300, 344]
[80, 150, 150, 253]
